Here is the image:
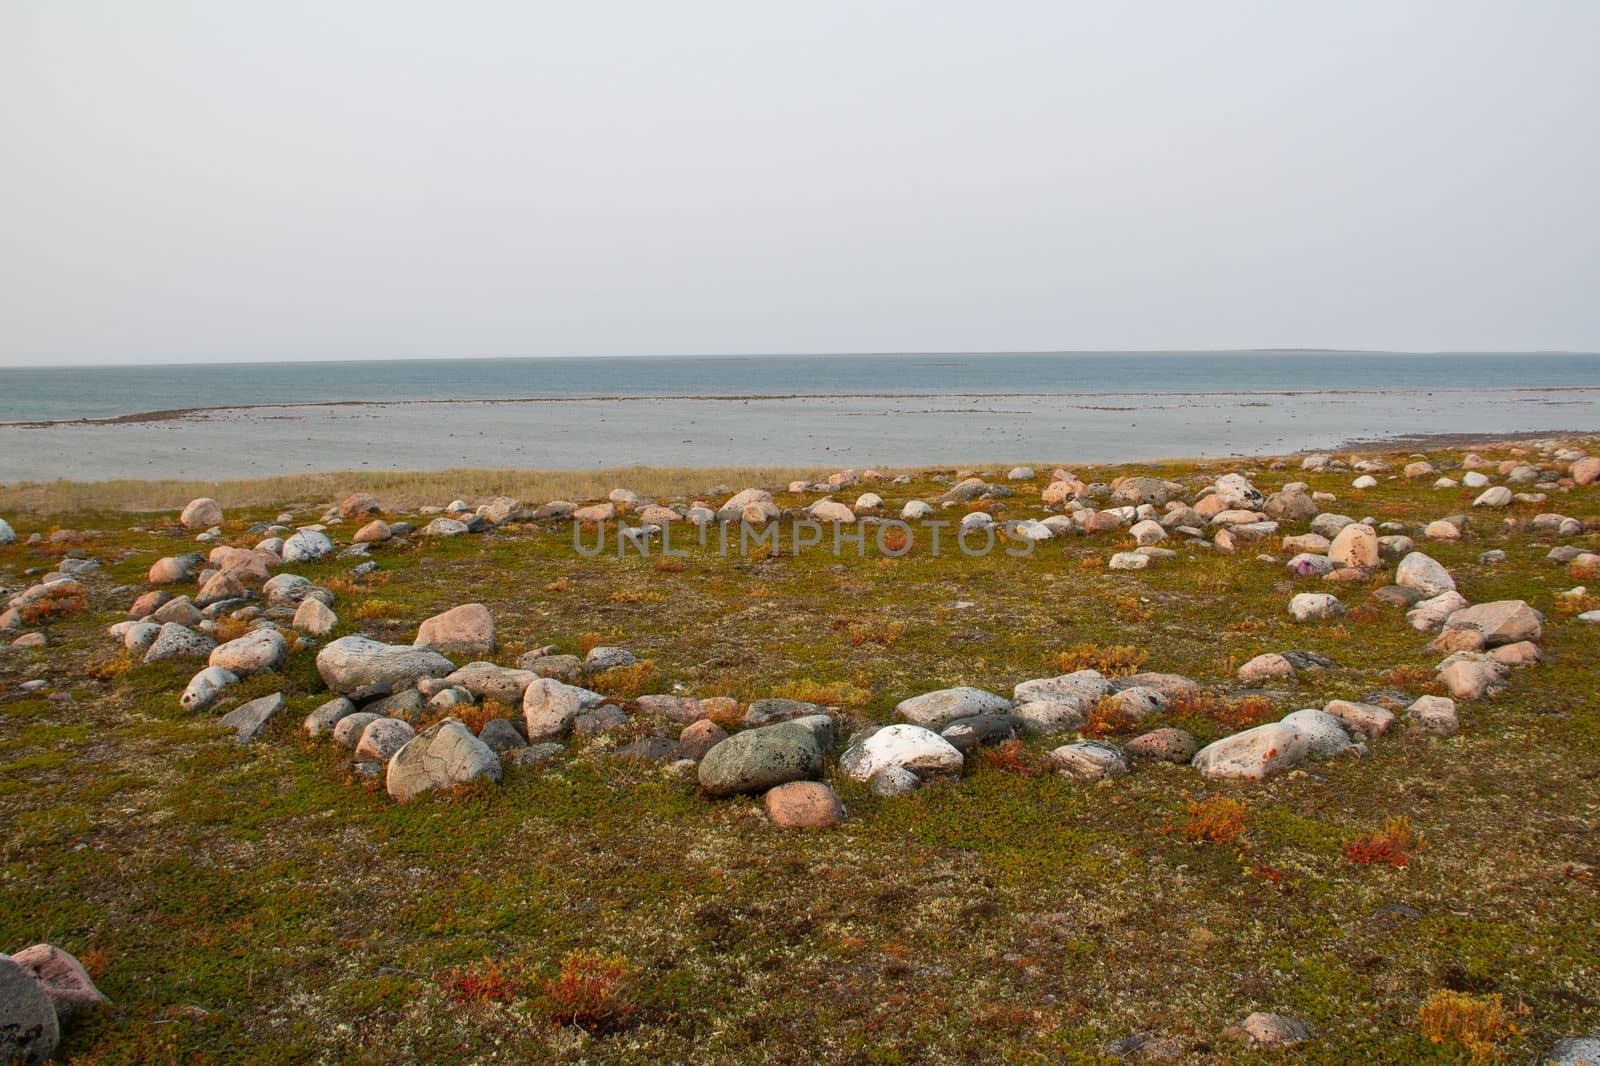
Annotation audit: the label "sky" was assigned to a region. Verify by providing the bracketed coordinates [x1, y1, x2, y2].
[1, 1, 1597, 367]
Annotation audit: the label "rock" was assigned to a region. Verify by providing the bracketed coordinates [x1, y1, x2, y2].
[1288, 592, 1343, 622]
[698, 721, 825, 796]
[1310, 513, 1357, 540]
[11, 633, 46, 649]
[338, 492, 381, 519]
[1191, 722, 1309, 781]
[630, 693, 702, 724]
[355, 717, 415, 762]
[1489, 640, 1542, 667]
[364, 687, 426, 723]
[615, 736, 679, 763]
[1124, 728, 1198, 763]
[744, 697, 826, 728]
[940, 713, 1019, 754]
[0, 518, 13, 546]
[893, 686, 1012, 731]
[1406, 694, 1458, 736]
[1424, 519, 1461, 541]
[426, 686, 475, 713]
[477, 718, 526, 753]
[386, 719, 502, 802]
[1264, 490, 1317, 522]
[1438, 654, 1509, 700]
[1327, 523, 1379, 567]
[332, 712, 382, 748]
[1238, 653, 1295, 685]
[208, 628, 288, 676]
[180, 497, 223, 530]
[717, 488, 778, 523]
[446, 662, 536, 704]
[1572, 458, 1600, 485]
[521, 653, 582, 681]
[583, 646, 638, 672]
[1545, 1036, 1600, 1065]
[1444, 600, 1541, 646]
[148, 554, 203, 585]
[1406, 591, 1470, 632]
[1322, 699, 1394, 738]
[143, 622, 216, 664]
[282, 530, 334, 562]
[414, 603, 496, 657]
[1115, 672, 1201, 700]
[763, 781, 847, 828]
[179, 665, 239, 712]
[352, 519, 391, 543]
[868, 765, 922, 796]
[1129, 520, 1167, 546]
[1472, 486, 1513, 508]
[573, 704, 629, 736]
[900, 500, 934, 520]
[421, 517, 469, 537]
[304, 696, 357, 737]
[293, 597, 337, 636]
[7, 944, 108, 1026]
[1377, 535, 1414, 560]
[1395, 552, 1455, 596]
[1109, 551, 1150, 571]
[121, 621, 162, 655]
[316, 635, 454, 695]
[1241, 1012, 1311, 1046]
[521, 677, 607, 740]
[1011, 670, 1113, 734]
[677, 720, 729, 762]
[1286, 552, 1336, 577]
[0, 955, 58, 1065]
[1049, 740, 1129, 781]
[1280, 709, 1352, 757]
[839, 724, 963, 782]
[216, 692, 285, 744]
[1429, 627, 1486, 653]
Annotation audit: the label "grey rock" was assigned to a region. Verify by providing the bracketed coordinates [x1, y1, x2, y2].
[304, 696, 357, 737]
[0, 955, 59, 1065]
[216, 692, 285, 744]
[477, 718, 527, 753]
[315, 635, 454, 695]
[7, 944, 109, 1026]
[893, 686, 1012, 731]
[939, 713, 1020, 754]
[143, 622, 216, 664]
[386, 718, 502, 802]
[697, 721, 824, 796]
[744, 697, 826, 728]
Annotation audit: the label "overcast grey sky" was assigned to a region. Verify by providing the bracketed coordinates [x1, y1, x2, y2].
[2, 1, 1596, 366]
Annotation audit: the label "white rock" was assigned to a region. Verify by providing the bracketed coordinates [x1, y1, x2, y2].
[1280, 708, 1352, 757]
[521, 677, 606, 740]
[1473, 486, 1513, 508]
[839, 724, 963, 782]
[1395, 551, 1455, 596]
[282, 530, 334, 562]
[1352, 475, 1378, 489]
[1049, 741, 1129, 781]
[1191, 722, 1310, 781]
[893, 686, 1012, 731]
[1288, 592, 1343, 622]
[180, 666, 239, 712]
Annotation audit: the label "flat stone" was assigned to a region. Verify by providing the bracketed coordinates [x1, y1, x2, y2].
[216, 692, 285, 744]
[1191, 722, 1309, 781]
[893, 686, 1012, 731]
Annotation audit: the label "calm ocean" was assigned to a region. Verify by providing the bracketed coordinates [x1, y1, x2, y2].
[0, 352, 1595, 481]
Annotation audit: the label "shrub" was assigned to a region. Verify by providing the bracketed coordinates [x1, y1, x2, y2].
[1168, 692, 1274, 732]
[1051, 643, 1147, 677]
[589, 662, 660, 701]
[17, 582, 87, 624]
[351, 598, 404, 620]
[212, 616, 254, 643]
[1081, 695, 1138, 739]
[1382, 664, 1441, 694]
[834, 615, 904, 648]
[1417, 990, 1524, 1065]
[880, 526, 910, 553]
[577, 630, 622, 656]
[1181, 796, 1248, 845]
[543, 578, 571, 593]
[541, 950, 637, 1034]
[973, 739, 1048, 777]
[1345, 816, 1425, 867]
[442, 958, 528, 1005]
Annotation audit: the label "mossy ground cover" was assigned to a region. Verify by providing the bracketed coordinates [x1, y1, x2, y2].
[2, 444, 1598, 1063]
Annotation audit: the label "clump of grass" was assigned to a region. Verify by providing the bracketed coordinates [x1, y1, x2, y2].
[1081, 695, 1138, 739]
[769, 679, 870, 708]
[83, 654, 132, 682]
[972, 739, 1048, 777]
[833, 615, 904, 648]
[1181, 796, 1248, 845]
[212, 616, 254, 643]
[446, 698, 513, 735]
[441, 957, 528, 1005]
[351, 598, 405, 620]
[576, 630, 622, 656]
[589, 662, 660, 701]
[1417, 990, 1524, 1065]
[654, 556, 687, 573]
[1168, 692, 1274, 732]
[1552, 590, 1595, 618]
[543, 578, 571, 593]
[1382, 664, 1440, 693]
[540, 950, 637, 1034]
[1345, 816, 1425, 867]
[1051, 643, 1147, 677]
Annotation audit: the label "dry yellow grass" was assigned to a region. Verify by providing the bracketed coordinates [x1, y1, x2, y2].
[0, 464, 837, 514]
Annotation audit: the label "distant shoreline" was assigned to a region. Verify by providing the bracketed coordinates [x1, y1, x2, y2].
[6, 384, 1600, 430]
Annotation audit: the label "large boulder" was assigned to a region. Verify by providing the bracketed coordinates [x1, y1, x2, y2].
[1395, 552, 1455, 597]
[338, 492, 381, 519]
[315, 635, 454, 695]
[282, 530, 334, 563]
[1011, 670, 1113, 734]
[1191, 722, 1309, 781]
[447, 662, 536, 704]
[386, 719, 502, 802]
[143, 622, 216, 664]
[1444, 600, 1542, 647]
[892, 686, 1012, 731]
[179, 497, 223, 530]
[0, 956, 58, 1065]
[414, 603, 496, 657]
[208, 628, 288, 676]
[698, 721, 825, 796]
[521, 677, 606, 740]
[1327, 523, 1378, 568]
[763, 781, 847, 828]
[839, 724, 963, 782]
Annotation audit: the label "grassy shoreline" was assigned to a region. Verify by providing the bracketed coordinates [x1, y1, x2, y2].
[2, 437, 1598, 1062]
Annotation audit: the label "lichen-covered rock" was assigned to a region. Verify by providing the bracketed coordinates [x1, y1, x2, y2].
[1124, 727, 1199, 763]
[1444, 600, 1542, 647]
[1049, 740, 1129, 781]
[1280, 709, 1353, 757]
[0, 955, 58, 1065]
[698, 721, 825, 796]
[446, 662, 536, 704]
[414, 603, 496, 657]
[355, 717, 416, 762]
[386, 718, 502, 802]
[839, 724, 963, 782]
[1395, 552, 1455, 597]
[282, 529, 334, 563]
[208, 628, 288, 676]
[893, 686, 1012, 731]
[304, 696, 357, 737]
[521, 677, 607, 740]
[315, 635, 454, 695]
[1288, 593, 1343, 622]
[143, 622, 216, 664]
[216, 692, 285, 744]
[7, 944, 109, 1026]
[1191, 722, 1309, 781]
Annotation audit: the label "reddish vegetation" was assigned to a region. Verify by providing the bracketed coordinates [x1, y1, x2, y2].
[541, 950, 638, 1033]
[1345, 816, 1425, 867]
[974, 739, 1048, 777]
[1181, 796, 1248, 845]
[442, 958, 528, 1004]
